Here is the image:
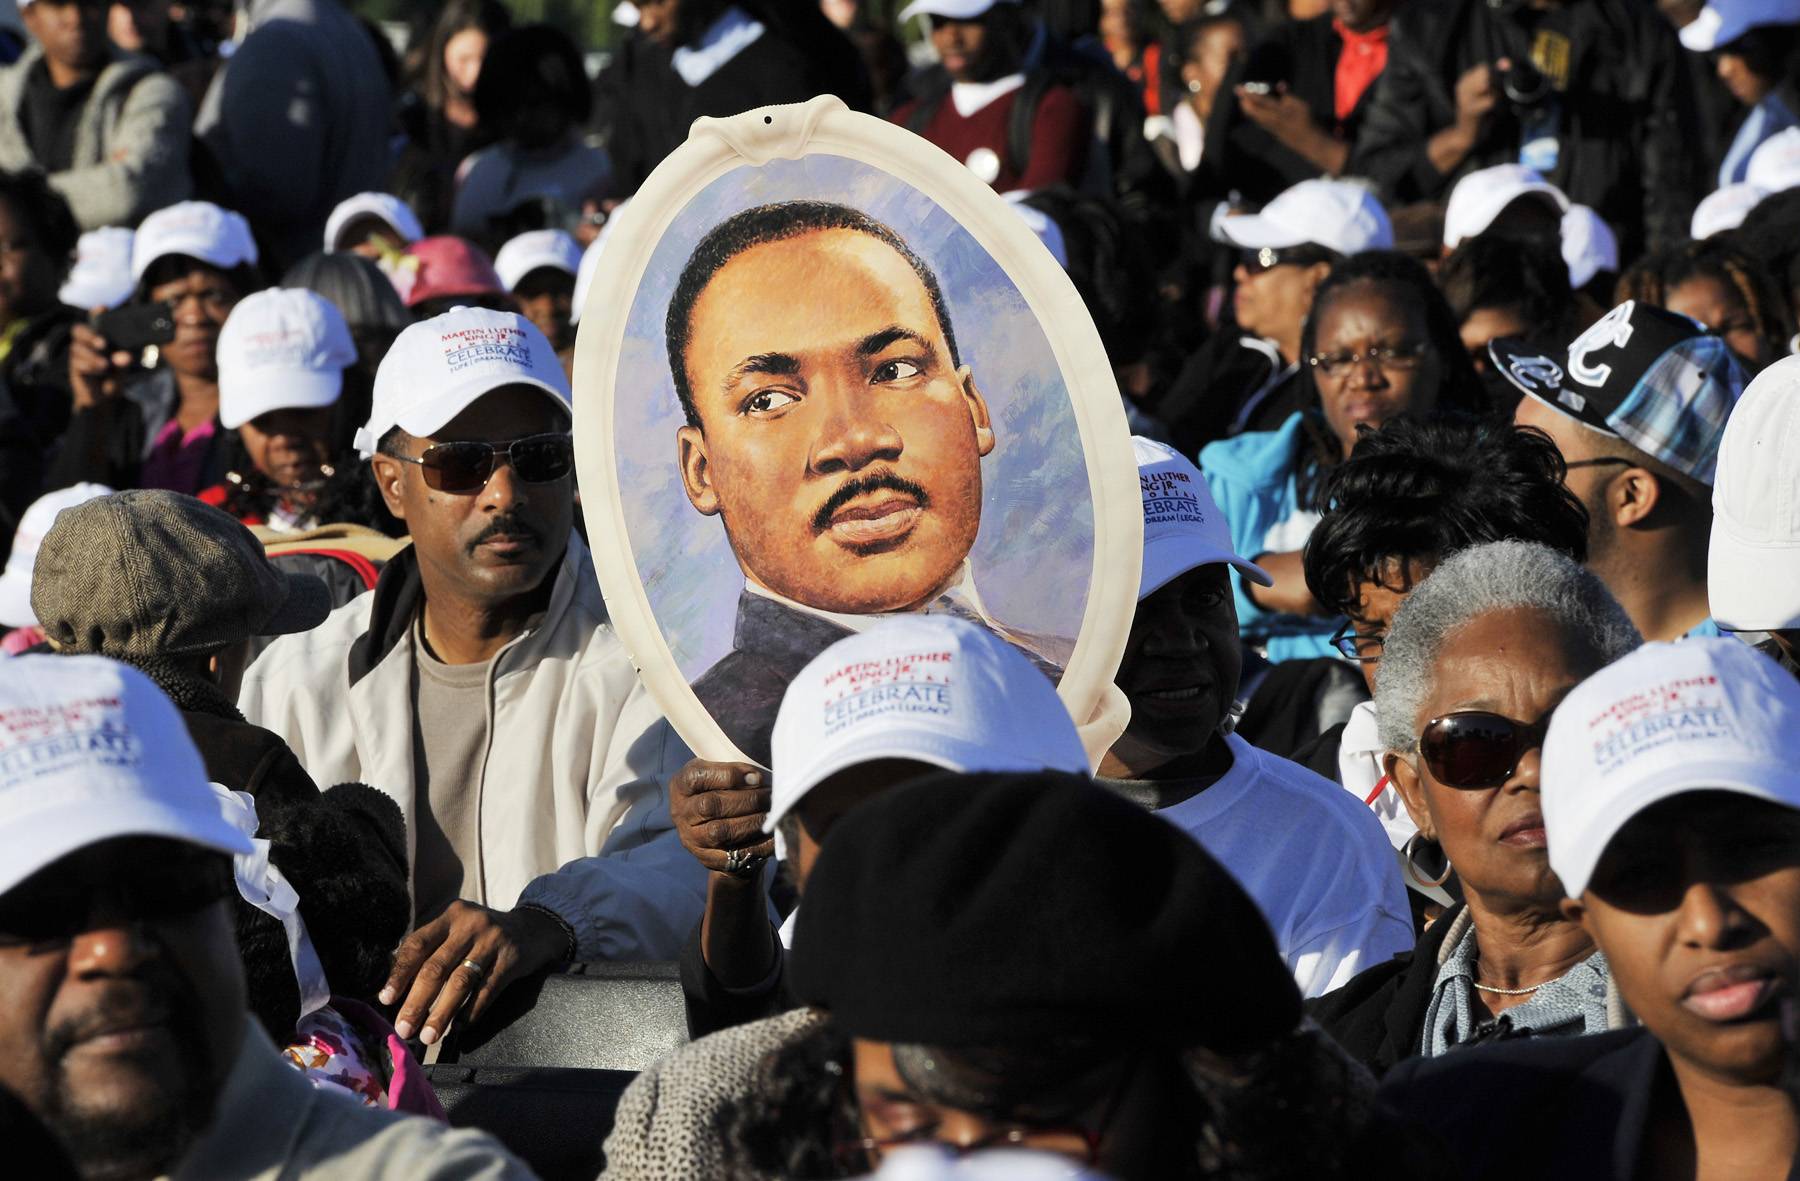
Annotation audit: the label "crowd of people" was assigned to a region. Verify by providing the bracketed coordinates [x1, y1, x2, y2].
[3, 0, 1800, 1177]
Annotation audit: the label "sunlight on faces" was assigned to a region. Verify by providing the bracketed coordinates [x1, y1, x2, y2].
[0, 838, 244, 1180]
[676, 230, 994, 614]
[1388, 608, 1606, 910]
[372, 385, 573, 608]
[1568, 795, 1800, 1084]
[144, 262, 242, 382]
[1231, 259, 1323, 348]
[1313, 282, 1442, 458]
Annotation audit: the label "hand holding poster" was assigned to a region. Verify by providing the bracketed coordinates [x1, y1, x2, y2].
[574, 96, 1140, 766]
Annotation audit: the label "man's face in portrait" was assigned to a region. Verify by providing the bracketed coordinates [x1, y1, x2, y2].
[675, 227, 996, 614]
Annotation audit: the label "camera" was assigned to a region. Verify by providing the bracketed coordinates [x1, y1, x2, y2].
[1496, 57, 1551, 108]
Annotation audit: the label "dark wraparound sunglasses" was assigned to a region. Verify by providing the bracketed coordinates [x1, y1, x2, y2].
[1417, 710, 1551, 789]
[390, 432, 574, 493]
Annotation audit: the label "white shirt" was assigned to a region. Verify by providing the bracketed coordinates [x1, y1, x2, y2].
[950, 73, 1026, 118]
[1158, 732, 1414, 997]
[1338, 699, 1457, 907]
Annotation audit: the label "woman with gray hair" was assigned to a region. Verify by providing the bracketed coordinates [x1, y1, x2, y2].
[1308, 540, 1641, 1074]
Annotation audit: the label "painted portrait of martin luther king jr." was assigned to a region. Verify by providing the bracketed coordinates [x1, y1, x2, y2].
[664, 200, 1074, 764]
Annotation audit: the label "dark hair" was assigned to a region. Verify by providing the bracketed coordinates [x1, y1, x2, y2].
[1436, 231, 1574, 341]
[0, 169, 77, 268]
[1614, 237, 1792, 363]
[416, 0, 512, 111]
[1301, 418, 1589, 617]
[1294, 251, 1486, 507]
[1019, 186, 1158, 365]
[311, 460, 407, 537]
[664, 201, 960, 429]
[1734, 187, 1800, 305]
[473, 24, 590, 130]
[282, 252, 412, 337]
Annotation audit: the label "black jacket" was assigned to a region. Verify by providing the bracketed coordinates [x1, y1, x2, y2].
[678, 917, 793, 1040]
[1307, 901, 1466, 1076]
[1150, 332, 1303, 457]
[1349, 0, 1698, 259]
[1376, 1027, 1756, 1181]
[1199, 15, 1381, 206]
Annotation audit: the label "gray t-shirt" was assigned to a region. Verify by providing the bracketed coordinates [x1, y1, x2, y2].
[409, 614, 491, 924]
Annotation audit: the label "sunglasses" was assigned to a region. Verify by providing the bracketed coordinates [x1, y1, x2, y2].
[1240, 245, 1336, 275]
[390, 432, 574, 493]
[1416, 711, 1551, 789]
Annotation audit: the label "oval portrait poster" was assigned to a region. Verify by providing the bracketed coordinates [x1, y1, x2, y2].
[574, 96, 1140, 767]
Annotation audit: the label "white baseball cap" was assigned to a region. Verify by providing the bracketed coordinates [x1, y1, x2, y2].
[0, 483, 113, 629]
[217, 288, 357, 430]
[1544, 637, 1800, 898]
[1560, 205, 1617, 289]
[1134, 437, 1270, 599]
[1680, 0, 1800, 51]
[58, 227, 136, 311]
[324, 192, 424, 254]
[1747, 126, 1800, 194]
[494, 229, 583, 292]
[1442, 164, 1570, 249]
[765, 615, 1089, 837]
[1692, 182, 1766, 239]
[0, 654, 254, 898]
[1215, 178, 1394, 257]
[1710, 355, 1800, 630]
[898, 0, 1018, 22]
[356, 306, 571, 457]
[572, 198, 630, 327]
[132, 200, 258, 282]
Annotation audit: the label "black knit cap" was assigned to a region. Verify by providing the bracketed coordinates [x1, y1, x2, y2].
[789, 770, 1301, 1055]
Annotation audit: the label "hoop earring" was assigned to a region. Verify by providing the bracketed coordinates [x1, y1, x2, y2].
[1403, 832, 1452, 888]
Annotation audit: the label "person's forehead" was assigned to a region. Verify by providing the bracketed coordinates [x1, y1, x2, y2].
[688, 230, 941, 362]
[1317, 283, 1417, 338]
[1428, 608, 1595, 704]
[426, 384, 568, 441]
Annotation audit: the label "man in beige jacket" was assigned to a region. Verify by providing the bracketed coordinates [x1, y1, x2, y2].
[239, 308, 707, 1050]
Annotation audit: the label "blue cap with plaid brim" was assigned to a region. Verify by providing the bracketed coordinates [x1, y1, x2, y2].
[1488, 300, 1750, 485]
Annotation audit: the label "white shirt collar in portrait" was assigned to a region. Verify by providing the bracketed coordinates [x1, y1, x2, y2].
[744, 559, 1002, 636]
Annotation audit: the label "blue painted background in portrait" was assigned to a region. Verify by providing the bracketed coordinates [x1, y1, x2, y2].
[613, 154, 1095, 681]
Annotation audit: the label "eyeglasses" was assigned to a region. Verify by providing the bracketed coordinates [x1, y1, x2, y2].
[1416, 710, 1551, 789]
[838, 1058, 1134, 1169]
[1240, 245, 1335, 275]
[1330, 620, 1385, 663]
[1562, 457, 1632, 472]
[1306, 341, 1428, 380]
[388, 432, 574, 493]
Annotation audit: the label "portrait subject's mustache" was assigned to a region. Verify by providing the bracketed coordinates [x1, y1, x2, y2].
[812, 470, 932, 533]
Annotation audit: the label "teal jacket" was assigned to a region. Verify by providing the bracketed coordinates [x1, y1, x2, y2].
[1200, 412, 1340, 663]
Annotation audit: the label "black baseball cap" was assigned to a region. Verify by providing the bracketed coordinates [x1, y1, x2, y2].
[1489, 300, 1748, 484]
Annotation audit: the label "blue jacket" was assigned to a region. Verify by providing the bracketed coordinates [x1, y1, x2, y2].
[1200, 412, 1339, 662]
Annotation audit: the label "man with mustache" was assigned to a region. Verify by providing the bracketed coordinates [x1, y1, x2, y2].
[0, 655, 530, 1178]
[667, 199, 1065, 765]
[241, 307, 707, 1052]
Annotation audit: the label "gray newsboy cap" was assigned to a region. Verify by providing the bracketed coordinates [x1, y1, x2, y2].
[31, 490, 331, 658]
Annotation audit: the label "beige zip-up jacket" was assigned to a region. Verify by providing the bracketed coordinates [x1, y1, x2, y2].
[239, 533, 707, 961]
